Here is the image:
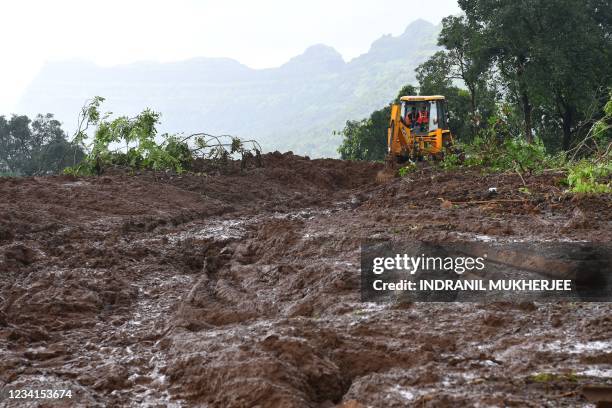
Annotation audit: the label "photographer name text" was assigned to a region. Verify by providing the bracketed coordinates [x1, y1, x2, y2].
[373, 279, 573, 292]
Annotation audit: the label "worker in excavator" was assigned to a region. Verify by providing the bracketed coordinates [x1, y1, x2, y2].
[416, 104, 429, 132]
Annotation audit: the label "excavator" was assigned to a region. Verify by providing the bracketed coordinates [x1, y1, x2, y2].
[385, 95, 457, 166]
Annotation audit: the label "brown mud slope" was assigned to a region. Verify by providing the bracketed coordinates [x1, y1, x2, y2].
[0, 153, 610, 407]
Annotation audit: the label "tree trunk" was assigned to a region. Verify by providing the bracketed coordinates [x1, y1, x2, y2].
[516, 58, 533, 143]
[562, 109, 573, 151]
[521, 91, 533, 143]
[468, 85, 477, 136]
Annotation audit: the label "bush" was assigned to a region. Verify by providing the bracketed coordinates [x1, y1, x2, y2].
[440, 150, 462, 170]
[566, 161, 611, 193]
[462, 133, 562, 173]
[398, 162, 417, 177]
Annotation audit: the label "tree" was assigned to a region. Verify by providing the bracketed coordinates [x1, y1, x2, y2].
[415, 51, 454, 94]
[459, 0, 541, 142]
[438, 15, 493, 132]
[416, 15, 499, 141]
[338, 85, 416, 161]
[0, 113, 83, 176]
[0, 115, 31, 174]
[0, 116, 9, 173]
[24, 114, 80, 175]
[415, 56, 474, 140]
[529, 0, 611, 149]
[458, 0, 611, 149]
[31, 114, 65, 147]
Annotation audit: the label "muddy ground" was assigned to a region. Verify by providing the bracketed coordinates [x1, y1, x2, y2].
[1, 152, 611, 407]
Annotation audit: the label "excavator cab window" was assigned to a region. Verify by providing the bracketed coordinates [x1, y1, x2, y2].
[400, 101, 418, 127]
[416, 103, 430, 134]
[437, 100, 448, 129]
[429, 101, 438, 131]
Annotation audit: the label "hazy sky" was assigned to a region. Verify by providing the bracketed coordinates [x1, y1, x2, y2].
[0, 0, 460, 113]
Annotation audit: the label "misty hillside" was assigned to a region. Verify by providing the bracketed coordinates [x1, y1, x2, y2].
[18, 19, 439, 157]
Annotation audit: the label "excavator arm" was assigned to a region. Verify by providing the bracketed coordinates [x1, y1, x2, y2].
[387, 103, 413, 162]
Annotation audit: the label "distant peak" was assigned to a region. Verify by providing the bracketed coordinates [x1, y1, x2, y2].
[287, 44, 344, 64]
[281, 44, 344, 72]
[402, 18, 435, 35]
[302, 44, 342, 57]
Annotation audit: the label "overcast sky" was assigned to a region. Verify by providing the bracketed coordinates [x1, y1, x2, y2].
[0, 0, 460, 114]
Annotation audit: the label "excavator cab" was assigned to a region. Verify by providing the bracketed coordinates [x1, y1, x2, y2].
[387, 95, 455, 162]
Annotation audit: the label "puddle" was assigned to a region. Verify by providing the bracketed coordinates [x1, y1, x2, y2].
[579, 367, 612, 378]
[62, 181, 90, 187]
[167, 218, 248, 242]
[392, 385, 415, 400]
[544, 340, 612, 354]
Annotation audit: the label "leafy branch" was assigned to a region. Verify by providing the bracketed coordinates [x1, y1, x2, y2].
[65, 97, 262, 175]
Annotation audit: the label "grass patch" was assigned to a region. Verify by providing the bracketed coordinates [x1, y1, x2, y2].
[529, 372, 578, 383]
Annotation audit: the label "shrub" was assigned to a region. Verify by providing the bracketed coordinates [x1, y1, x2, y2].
[566, 161, 611, 193]
[398, 162, 417, 177]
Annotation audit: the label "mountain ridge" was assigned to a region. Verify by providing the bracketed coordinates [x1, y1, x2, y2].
[17, 19, 440, 157]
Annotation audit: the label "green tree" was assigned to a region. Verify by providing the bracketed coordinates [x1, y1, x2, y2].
[415, 56, 474, 140]
[528, 0, 611, 150]
[0, 116, 9, 173]
[27, 114, 85, 175]
[0, 115, 32, 174]
[459, 0, 539, 142]
[415, 14, 499, 141]
[438, 15, 495, 131]
[458, 0, 611, 149]
[0, 113, 83, 176]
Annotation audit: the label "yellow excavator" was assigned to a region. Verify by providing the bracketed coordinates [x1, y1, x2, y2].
[386, 95, 456, 165]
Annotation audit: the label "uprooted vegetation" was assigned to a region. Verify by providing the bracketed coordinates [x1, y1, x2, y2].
[397, 98, 611, 195]
[64, 97, 263, 176]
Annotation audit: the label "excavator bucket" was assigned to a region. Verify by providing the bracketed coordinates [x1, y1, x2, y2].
[376, 154, 397, 183]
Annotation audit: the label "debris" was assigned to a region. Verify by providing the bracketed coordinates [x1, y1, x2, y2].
[439, 198, 453, 209]
[0, 154, 609, 406]
[4, 244, 36, 265]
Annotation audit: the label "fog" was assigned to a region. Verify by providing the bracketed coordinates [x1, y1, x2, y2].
[0, 0, 460, 113]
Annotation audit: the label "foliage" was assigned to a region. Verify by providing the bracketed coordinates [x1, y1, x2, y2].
[440, 151, 462, 170]
[65, 97, 263, 175]
[0, 113, 83, 176]
[457, 0, 611, 148]
[336, 109, 390, 161]
[411, 0, 612, 151]
[566, 161, 611, 193]
[66, 98, 191, 175]
[398, 162, 417, 177]
[454, 111, 565, 172]
[570, 91, 612, 160]
[593, 95, 612, 144]
[464, 134, 556, 173]
[164, 136, 194, 169]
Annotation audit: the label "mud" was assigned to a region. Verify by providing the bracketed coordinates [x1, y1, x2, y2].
[0, 153, 610, 407]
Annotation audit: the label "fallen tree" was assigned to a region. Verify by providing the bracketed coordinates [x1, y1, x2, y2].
[65, 97, 262, 175]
